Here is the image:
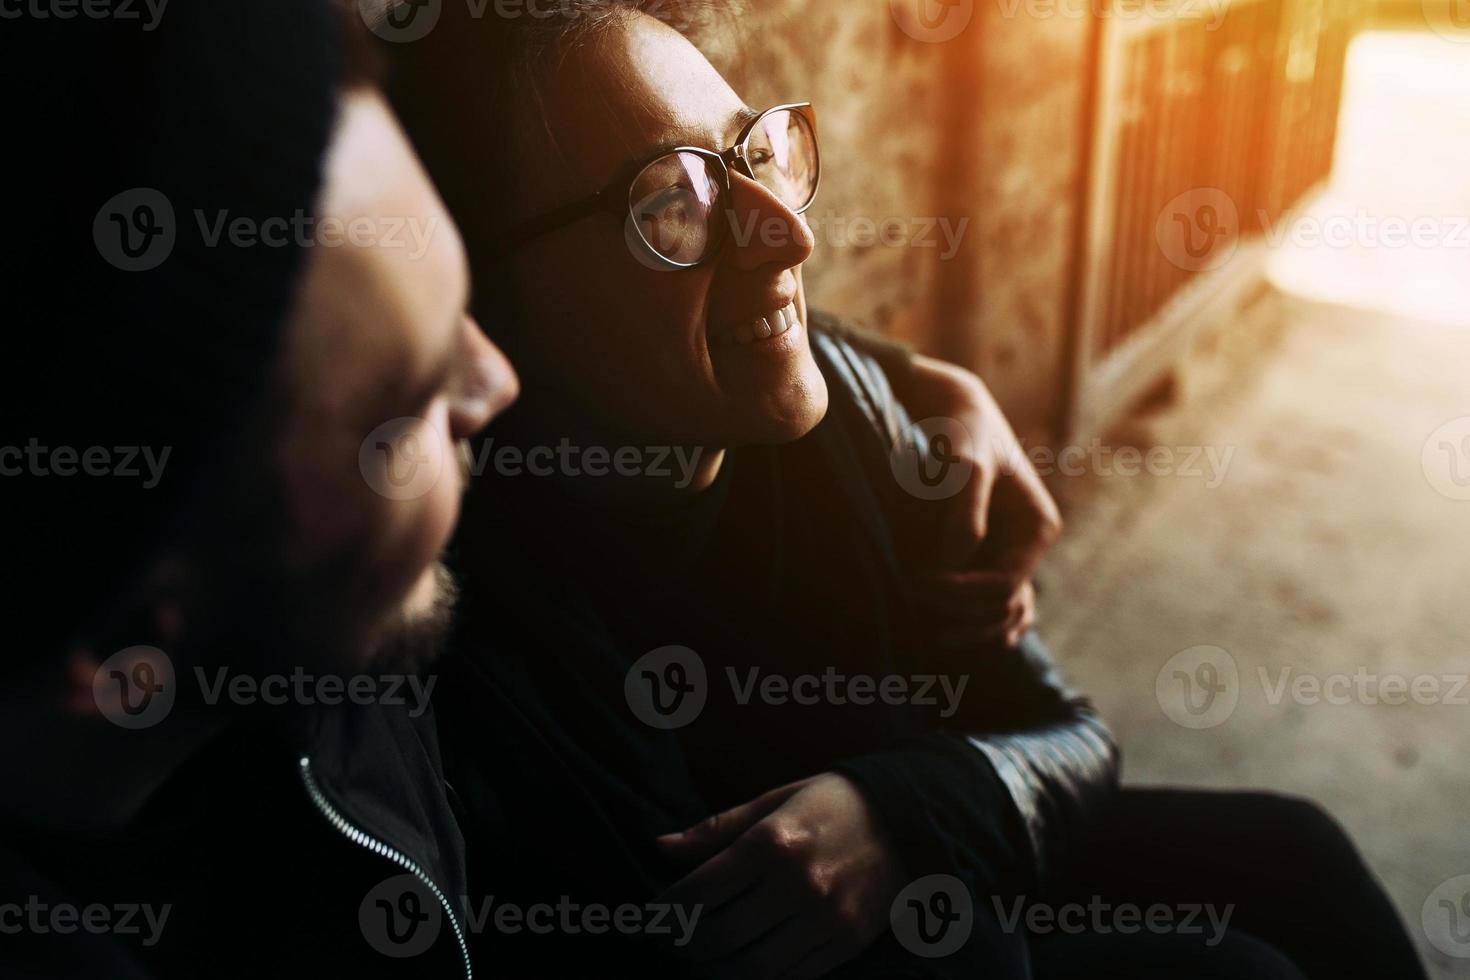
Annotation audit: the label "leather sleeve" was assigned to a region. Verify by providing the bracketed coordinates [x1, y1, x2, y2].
[810, 312, 1120, 892]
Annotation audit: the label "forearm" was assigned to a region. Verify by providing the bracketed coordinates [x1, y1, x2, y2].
[834, 635, 1120, 894]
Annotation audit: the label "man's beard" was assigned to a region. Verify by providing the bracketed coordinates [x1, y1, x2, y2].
[362, 562, 460, 677]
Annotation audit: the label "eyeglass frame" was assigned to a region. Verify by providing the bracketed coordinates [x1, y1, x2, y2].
[504, 102, 820, 269]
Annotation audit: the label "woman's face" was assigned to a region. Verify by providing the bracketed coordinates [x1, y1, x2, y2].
[505, 13, 829, 448]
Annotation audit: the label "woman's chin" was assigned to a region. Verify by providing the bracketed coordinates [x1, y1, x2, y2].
[741, 378, 831, 446]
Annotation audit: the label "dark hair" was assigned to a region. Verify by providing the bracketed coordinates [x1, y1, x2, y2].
[1, 0, 360, 676]
[387, 0, 730, 346]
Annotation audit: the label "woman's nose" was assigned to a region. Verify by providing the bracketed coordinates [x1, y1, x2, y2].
[724, 171, 816, 272]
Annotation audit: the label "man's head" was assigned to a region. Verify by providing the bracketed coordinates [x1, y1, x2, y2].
[2, 0, 517, 697]
[391, 1, 829, 455]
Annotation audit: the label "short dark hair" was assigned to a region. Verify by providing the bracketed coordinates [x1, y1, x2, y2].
[387, 0, 728, 346]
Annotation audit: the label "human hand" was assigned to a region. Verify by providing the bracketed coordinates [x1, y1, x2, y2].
[657, 774, 905, 979]
[903, 354, 1061, 648]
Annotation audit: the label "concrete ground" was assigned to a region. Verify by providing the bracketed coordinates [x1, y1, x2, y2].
[1036, 32, 1470, 979]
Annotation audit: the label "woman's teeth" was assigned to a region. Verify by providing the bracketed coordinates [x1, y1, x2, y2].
[719, 303, 799, 348]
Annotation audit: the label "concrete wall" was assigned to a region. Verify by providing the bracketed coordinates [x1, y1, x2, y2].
[709, 1, 1097, 440]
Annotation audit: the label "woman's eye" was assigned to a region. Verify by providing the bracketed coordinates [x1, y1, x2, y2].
[645, 188, 696, 223]
[749, 148, 775, 167]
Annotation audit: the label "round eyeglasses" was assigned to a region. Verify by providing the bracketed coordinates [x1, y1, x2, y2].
[506, 103, 820, 269]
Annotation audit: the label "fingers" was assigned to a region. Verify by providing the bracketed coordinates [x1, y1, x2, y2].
[916, 569, 1023, 609]
[1004, 580, 1037, 648]
[658, 834, 765, 918]
[658, 779, 808, 863]
[929, 444, 998, 572]
[978, 463, 1063, 579]
[932, 580, 1037, 652]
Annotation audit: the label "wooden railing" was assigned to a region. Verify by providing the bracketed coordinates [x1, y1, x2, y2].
[1067, 0, 1360, 441]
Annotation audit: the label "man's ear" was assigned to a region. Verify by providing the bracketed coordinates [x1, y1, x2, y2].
[59, 554, 202, 720]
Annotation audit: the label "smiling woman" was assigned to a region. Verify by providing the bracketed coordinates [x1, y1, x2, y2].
[391, 4, 1121, 978]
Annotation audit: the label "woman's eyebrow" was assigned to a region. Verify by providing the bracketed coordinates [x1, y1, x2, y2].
[637, 106, 763, 160]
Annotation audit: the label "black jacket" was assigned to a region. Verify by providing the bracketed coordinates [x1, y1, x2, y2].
[438, 315, 1120, 977]
[0, 704, 471, 980]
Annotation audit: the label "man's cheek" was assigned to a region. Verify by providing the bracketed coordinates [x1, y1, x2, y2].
[379, 472, 461, 594]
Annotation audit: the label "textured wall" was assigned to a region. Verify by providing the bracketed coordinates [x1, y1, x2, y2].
[708, 0, 1096, 439]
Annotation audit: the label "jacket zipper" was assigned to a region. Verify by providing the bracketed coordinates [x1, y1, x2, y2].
[298, 756, 473, 980]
